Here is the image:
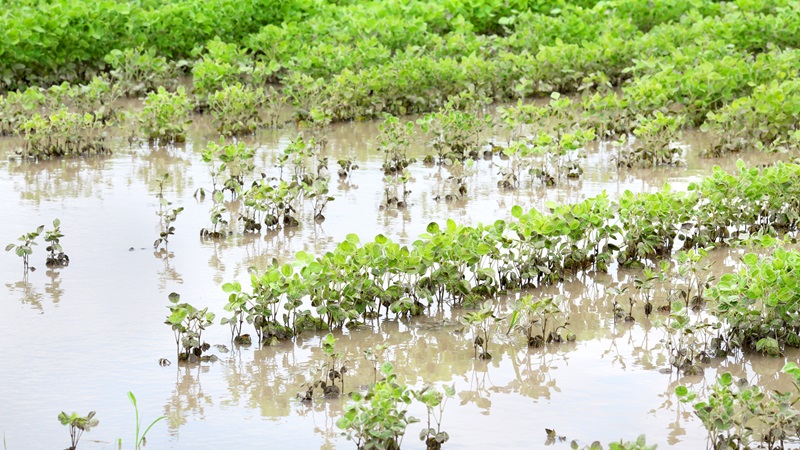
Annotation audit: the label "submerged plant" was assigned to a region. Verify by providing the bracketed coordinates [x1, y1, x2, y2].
[414, 384, 455, 450]
[677, 369, 800, 450]
[5, 224, 44, 270]
[336, 362, 418, 450]
[164, 292, 215, 362]
[462, 300, 498, 359]
[44, 219, 69, 267]
[153, 174, 183, 250]
[58, 411, 98, 450]
[300, 333, 349, 401]
[507, 295, 574, 348]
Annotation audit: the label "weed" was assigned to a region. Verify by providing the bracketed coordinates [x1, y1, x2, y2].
[124, 392, 165, 450]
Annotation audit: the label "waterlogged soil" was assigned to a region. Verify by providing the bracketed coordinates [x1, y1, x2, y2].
[0, 118, 796, 450]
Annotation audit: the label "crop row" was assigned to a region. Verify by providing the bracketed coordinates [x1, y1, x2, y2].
[205, 160, 800, 357]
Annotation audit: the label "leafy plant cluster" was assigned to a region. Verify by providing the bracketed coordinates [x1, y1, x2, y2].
[201, 162, 800, 354]
[0, 0, 321, 91]
[197, 135, 333, 237]
[677, 366, 800, 450]
[336, 362, 456, 450]
[4, 0, 800, 165]
[707, 245, 800, 356]
[5, 219, 69, 270]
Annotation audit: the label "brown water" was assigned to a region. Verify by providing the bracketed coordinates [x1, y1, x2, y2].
[0, 118, 796, 450]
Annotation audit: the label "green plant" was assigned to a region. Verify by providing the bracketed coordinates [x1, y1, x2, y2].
[125, 391, 165, 450]
[507, 295, 573, 348]
[414, 384, 455, 450]
[336, 362, 418, 450]
[138, 86, 192, 144]
[164, 292, 215, 362]
[17, 109, 110, 160]
[300, 333, 349, 401]
[208, 83, 277, 135]
[220, 280, 252, 344]
[377, 114, 415, 175]
[708, 246, 800, 355]
[617, 112, 684, 168]
[462, 300, 498, 359]
[104, 46, 185, 96]
[337, 156, 359, 180]
[416, 101, 492, 164]
[677, 371, 800, 450]
[43, 218, 69, 267]
[58, 411, 98, 450]
[153, 174, 184, 250]
[202, 138, 256, 199]
[5, 224, 44, 270]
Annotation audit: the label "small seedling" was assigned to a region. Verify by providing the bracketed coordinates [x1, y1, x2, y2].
[6, 224, 44, 270]
[124, 391, 165, 450]
[44, 219, 69, 267]
[58, 411, 98, 450]
[414, 384, 455, 450]
[154, 174, 183, 250]
[164, 292, 215, 362]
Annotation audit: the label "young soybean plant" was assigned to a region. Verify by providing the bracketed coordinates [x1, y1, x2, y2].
[57, 410, 98, 450]
[153, 175, 183, 250]
[44, 218, 70, 267]
[5, 224, 44, 270]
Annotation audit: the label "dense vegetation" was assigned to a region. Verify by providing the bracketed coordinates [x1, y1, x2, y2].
[5, 0, 800, 448]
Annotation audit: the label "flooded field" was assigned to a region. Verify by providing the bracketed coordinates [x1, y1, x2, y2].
[0, 117, 797, 450]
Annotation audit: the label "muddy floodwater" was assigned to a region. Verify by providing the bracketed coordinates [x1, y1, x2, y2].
[1, 118, 797, 450]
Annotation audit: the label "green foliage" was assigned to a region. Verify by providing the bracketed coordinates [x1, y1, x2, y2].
[125, 391, 165, 450]
[336, 363, 418, 450]
[618, 112, 684, 168]
[164, 292, 215, 362]
[104, 47, 185, 96]
[708, 246, 800, 355]
[5, 224, 44, 269]
[138, 86, 192, 144]
[702, 78, 800, 156]
[416, 100, 492, 164]
[44, 218, 69, 267]
[208, 83, 278, 135]
[507, 295, 573, 348]
[17, 109, 110, 160]
[414, 384, 455, 450]
[58, 411, 98, 450]
[677, 370, 800, 450]
[153, 174, 184, 250]
[201, 138, 256, 199]
[462, 300, 498, 359]
[0, 0, 318, 90]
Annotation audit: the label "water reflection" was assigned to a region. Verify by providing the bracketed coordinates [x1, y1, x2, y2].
[7, 156, 110, 202]
[164, 364, 214, 434]
[155, 250, 184, 290]
[5, 272, 45, 312]
[44, 268, 64, 305]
